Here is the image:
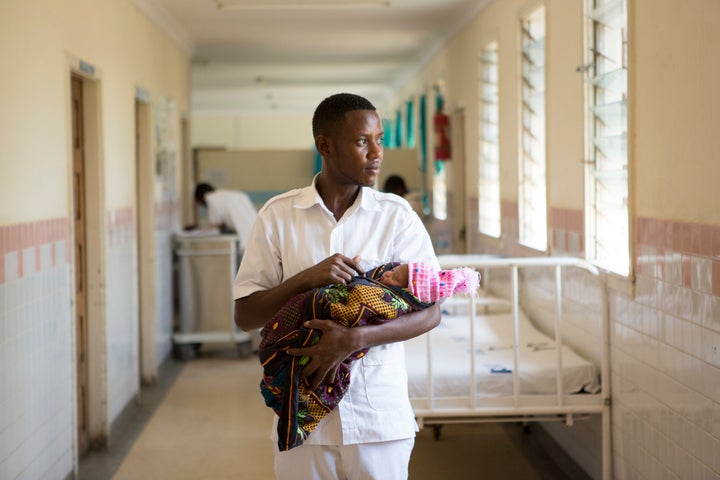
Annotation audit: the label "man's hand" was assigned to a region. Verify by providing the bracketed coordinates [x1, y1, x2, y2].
[287, 320, 362, 392]
[299, 254, 365, 288]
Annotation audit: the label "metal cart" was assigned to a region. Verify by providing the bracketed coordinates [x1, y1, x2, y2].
[173, 233, 252, 359]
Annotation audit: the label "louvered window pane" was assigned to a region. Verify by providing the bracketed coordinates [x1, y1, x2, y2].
[519, 6, 547, 251]
[478, 41, 500, 237]
[584, 0, 629, 275]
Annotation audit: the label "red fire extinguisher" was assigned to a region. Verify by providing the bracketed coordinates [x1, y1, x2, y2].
[434, 109, 451, 161]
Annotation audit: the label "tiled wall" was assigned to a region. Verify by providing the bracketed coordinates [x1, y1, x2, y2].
[0, 219, 74, 479]
[0, 204, 180, 479]
[465, 203, 720, 479]
[154, 229, 175, 365]
[608, 218, 720, 479]
[106, 207, 141, 422]
[549, 207, 584, 256]
[154, 199, 179, 365]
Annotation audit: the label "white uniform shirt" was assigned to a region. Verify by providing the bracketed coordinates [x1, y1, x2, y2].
[205, 189, 257, 248]
[233, 179, 438, 445]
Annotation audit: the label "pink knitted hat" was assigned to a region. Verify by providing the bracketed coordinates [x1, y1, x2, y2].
[408, 262, 480, 303]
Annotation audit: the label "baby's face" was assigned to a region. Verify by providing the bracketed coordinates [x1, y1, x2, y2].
[379, 264, 409, 287]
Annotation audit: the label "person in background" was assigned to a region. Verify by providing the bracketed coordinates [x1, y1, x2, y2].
[233, 92, 441, 480]
[192, 183, 257, 248]
[382, 174, 408, 197]
[383, 174, 424, 217]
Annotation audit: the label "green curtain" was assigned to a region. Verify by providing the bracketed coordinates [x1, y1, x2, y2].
[395, 109, 403, 148]
[406, 99, 415, 148]
[419, 95, 429, 213]
[382, 118, 396, 148]
[419, 95, 427, 173]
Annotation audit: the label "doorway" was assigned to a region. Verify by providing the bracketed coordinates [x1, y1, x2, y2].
[71, 74, 89, 457]
[69, 63, 108, 456]
[135, 96, 157, 383]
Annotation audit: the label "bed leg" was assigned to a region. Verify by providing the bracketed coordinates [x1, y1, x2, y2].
[432, 425, 443, 441]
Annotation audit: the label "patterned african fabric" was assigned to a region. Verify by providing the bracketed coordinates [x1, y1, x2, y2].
[258, 262, 433, 451]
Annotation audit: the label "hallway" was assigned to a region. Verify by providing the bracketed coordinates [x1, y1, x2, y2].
[79, 345, 591, 480]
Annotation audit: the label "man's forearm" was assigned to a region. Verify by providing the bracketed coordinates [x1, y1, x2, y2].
[234, 271, 315, 331]
[352, 303, 442, 350]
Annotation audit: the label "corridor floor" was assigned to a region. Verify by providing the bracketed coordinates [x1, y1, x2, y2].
[79, 345, 591, 480]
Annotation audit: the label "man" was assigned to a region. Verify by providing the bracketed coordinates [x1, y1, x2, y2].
[233, 93, 440, 479]
[193, 183, 257, 248]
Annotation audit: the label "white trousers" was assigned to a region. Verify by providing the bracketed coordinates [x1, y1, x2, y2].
[273, 438, 415, 480]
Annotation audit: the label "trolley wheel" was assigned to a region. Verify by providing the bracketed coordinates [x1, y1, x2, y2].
[432, 425, 443, 441]
[236, 340, 253, 358]
[173, 343, 196, 361]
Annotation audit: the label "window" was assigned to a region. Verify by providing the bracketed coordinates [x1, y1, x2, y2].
[584, 0, 628, 275]
[519, 6, 547, 251]
[478, 41, 500, 237]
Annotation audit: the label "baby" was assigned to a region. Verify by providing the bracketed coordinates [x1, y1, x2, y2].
[259, 261, 479, 451]
[380, 261, 480, 303]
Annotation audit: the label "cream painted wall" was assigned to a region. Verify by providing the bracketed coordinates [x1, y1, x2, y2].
[633, 0, 720, 224]
[0, 0, 189, 224]
[391, 0, 586, 212]
[392, 0, 720, 226]
[191, 114, 314, 150]
[545, 0, 584, 209]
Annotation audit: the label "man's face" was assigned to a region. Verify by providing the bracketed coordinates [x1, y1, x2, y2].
[379, 264, 409, 288]
[323, 110, 384, 187]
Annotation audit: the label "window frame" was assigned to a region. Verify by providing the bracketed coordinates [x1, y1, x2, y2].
[478, 40, 501, 238]
[582, 0, 631, 276]
[517, 4, 548, 252]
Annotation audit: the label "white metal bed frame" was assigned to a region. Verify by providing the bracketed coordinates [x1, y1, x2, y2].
[409, 255, 611, 480]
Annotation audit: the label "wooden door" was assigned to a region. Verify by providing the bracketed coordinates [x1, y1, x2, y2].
[71, 75, 89, 456]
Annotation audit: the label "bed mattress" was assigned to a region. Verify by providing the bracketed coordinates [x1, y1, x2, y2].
[404, 304, 599, 398]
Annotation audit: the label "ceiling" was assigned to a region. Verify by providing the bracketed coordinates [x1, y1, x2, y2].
[134, 0, 491, 115]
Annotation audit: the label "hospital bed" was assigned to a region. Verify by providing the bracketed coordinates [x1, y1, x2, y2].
[405, 255, 611, 479]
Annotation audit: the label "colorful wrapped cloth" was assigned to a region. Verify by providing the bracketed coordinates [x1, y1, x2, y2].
[258, 262, 433, 451]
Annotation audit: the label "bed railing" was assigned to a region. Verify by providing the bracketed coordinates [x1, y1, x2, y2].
[411, 255, 611, 480]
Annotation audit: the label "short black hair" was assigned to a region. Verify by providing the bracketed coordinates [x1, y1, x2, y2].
[312, 93, 376, 138]
[383, 175, 408, 195]
[194, 183, 215, 204]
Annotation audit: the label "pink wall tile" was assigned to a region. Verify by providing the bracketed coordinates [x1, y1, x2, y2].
[713, 226, 720, 261]
[653, 219, 666, 249]
[672, 222, 683, 252]
[35, 246, 41, 273]
[17, 246, 23, 278]
[636, 217, 647, 246]
[10, 225, 19, 252]
[682, 255, 692, 288]
[0, 226, 7, 255]
[664, 221, 674, 251]
[569, 210, 583, 232]
[690, 223, 702, 255]
[700, 225, 714, 257]
[680, 222, 692, 253]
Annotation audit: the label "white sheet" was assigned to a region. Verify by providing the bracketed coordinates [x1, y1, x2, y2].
[405, 304, 599, 398]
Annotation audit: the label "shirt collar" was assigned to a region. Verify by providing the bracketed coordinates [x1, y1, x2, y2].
[295, 174, 383, 213]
